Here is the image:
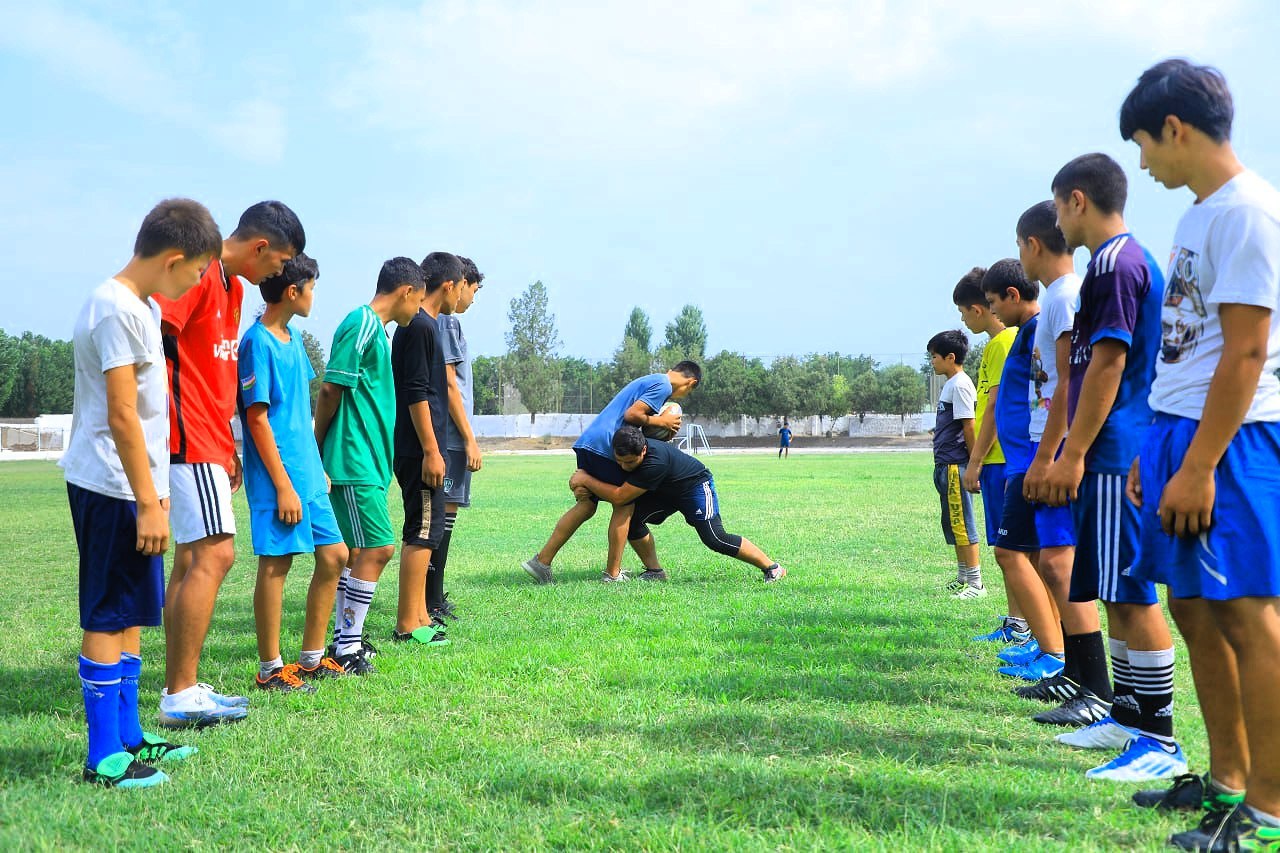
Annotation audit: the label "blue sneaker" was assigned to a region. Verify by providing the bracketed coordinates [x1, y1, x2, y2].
[197, 682, 250, 709]
[997, 638, 1041, 665]
[1085, 736, 1188, 782]
[998, 652, 1065, 681]
[972, 623, 1016, 643]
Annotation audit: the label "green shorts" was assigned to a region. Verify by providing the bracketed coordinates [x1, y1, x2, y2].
[329, 483, 396, 549]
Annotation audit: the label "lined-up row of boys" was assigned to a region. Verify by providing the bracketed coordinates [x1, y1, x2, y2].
[62, 197, 485, 788]
[928, 59, 1280, 850]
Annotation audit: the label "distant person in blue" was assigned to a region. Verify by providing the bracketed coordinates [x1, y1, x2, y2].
[523, 362, 700, 583]
[778, 420, 792, 458]
[238, 254, 350, 692]
[1037, 152, 1185, 783]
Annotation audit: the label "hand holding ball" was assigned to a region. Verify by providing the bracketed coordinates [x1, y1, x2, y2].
[642, 401, 683, 441]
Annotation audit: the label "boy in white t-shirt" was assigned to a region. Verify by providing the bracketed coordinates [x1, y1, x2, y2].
[62, 199, 221, 787]
[1121, 60, 1280, 848]
[927, 330, 982, 593]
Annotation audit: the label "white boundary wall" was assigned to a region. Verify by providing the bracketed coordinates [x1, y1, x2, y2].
[471, 412, 935, 438]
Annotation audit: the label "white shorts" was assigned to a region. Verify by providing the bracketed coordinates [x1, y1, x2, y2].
[170, 462, 237, 544]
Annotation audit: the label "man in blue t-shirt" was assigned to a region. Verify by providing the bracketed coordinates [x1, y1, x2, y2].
[1039, 153, 1185, 783]
[569, 427, 785, 582]
[522, 362, 701, 583]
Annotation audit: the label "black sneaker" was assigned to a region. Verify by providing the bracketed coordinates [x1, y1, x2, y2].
[638, 569, 669, 582]
[359, 635, 379, 659]
[1169, 802, 1240, 851]
[334, 649, 375, 675]
[1013, 673, 1080, 704]
[1134, 772, 1206, 812]
[255, 663, 318, 694]
[82, 751, 168, 788]
[1032, 691, 1111, 727]
[438, 593, 459, 620]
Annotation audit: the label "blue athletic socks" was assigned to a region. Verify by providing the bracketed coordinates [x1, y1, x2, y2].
[80, 655, 123, 769]
[117, 652, 145, 749]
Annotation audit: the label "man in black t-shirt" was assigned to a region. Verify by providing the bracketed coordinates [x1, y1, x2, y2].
[569, 426, 785, 582]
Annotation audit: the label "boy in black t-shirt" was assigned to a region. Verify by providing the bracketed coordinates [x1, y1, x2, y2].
[569, 426, 785, 582]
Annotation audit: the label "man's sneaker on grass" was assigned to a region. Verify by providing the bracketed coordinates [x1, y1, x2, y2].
[1055, 715, 1138, 750]
[638, 568, 669, 582]
[1169, 802, 1241, 851]
[255, 663, 317, 694]
[998, 652, 1064, 681]
[333, 649, 375, 675]
[1086, 736, 1187, 782]
[972, 622, 1018, 643]
[522, 557, 554, 584]
[297, 657, 347, 682]
[600, 570, 631, 583]
[953, 583, 988, 600]
[126, 732, 197, 764]
[436, 592, 459, 620]
[763, 565, 787, 583]
[392, 624, 451, 647]
[1133, 772, 1212, 812]
[158, 685, 249, 729]
[1014, 672, 1080, 704]
[1202, 806, 1280, 852]
[943, 579, 965, 594]
[1032, 691, 1111, 727]
[997, 638, 1041, 665]
[83, 751, 168, 789]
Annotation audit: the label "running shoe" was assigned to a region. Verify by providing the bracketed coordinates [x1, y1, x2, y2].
[953, 583, 988, 600]
[763, 565, 787, 583]
[943, 579, 965, 593]
[998, 638, 1041, 665]
[158, 687, 249, 729]
[392, 625, 451, 646]
[1056, 715, 1138, 749]
[126, 732, 197, 764]
[1169, 802, 1241, 851]
[196, 683, 250, 709]
[1014, 673, 1081, 704]
[334, 649, 375, 675]
[972, 622, 1018, 643]
[1202, 806, 1280, 852]
[998, 652, 1064, 681]
[1032, 691, 1111, 727]
[1086, 736, 1187, 782]
[297, 657, 347, 681]
[255, 664, 317, 694]
[600, 571, 632, 583]
[522, 557, 554, 584]
[1133, 772, 1212, 812]
[83, 751, 168, 789]
[638, 569, 669, 582]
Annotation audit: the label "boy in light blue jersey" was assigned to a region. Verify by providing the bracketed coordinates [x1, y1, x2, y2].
[523, 363, 700, 583]
[238, 255, 349, 693]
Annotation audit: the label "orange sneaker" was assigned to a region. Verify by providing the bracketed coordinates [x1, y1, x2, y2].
[255, 663, 316, 694]
[297, 657, 347, 681]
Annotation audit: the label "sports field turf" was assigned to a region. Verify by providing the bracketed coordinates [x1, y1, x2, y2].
[0, 453, 1202, 851]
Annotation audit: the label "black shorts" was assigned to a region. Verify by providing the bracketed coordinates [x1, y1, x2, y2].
[395, 457, 446, 549]
[575, 448, 627, 501]
[67, 483, 164, 632]
[630, 476, 718, 533]
[442, 449, 472, 507]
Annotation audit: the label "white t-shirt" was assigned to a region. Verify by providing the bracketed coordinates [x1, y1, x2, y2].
[1030, 273, 1082, 441]
[1150, 171, 1280, 422]
[60, 278, 170, 501]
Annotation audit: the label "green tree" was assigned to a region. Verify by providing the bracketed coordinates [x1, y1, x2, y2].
[963, 339, 985, 387]
[658, 304, 707, 366]
[505, 280, 562, 421]
[0, 329, 19, 412]
[818, 374, 851, 435]
[763, 355, 803, 417]
[847, 368, 880, 424]
[472, 355, 502, 415]
[687, 350, 767, 420]
[876, 364, 928, 437]
[622, 307, 653, 353]
[301, 329, 327, 413]
[4, 333, 74, 417]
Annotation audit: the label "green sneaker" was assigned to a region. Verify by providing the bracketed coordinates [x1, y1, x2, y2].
[83, 751, 169, 789]
[127, 732, 198, 764]
[1232, 807, 1280, 851]
[392, 625, 451, 647]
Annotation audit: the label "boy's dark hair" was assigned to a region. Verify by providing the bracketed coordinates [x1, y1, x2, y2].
[259, 252, 318, 304]
[951, 266, 988, 308]
[231, 201, 306, 253]
[928, 330, 970, 365]
[134, 198, 223, 260]
[612, 425, 647, 457]
[671, 360, 702, 382]
[420, 251, 464, 294]
[1051, 153, 1128, 216]
[377, 256, 427, 294]
[1016, 201, 1069, 255]
[1120, 58, 1233, 144]
[982, 258, 1038, 301]
[459, 255, 484, 285]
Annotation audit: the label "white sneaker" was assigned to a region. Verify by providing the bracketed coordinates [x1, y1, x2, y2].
[1085, 736, 1188, 782]
[158, 684, 248, 729]
[953, 583, 988, 600]
[1055, 715, 1137, 750]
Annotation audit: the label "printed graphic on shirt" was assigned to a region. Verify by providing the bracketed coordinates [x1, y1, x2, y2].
[1030, 345, 1049, 415]
[1161, 246, 1208, 365]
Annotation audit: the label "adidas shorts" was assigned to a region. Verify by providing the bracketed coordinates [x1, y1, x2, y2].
[1068, 471, 1156, 605]
[169, 462, 237, 544]
[329, 483, 396, 550]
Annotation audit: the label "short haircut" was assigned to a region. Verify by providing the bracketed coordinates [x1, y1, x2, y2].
[134, 198, 223, 260]
[259, 252, 318, 304]
[458, 255, 484, 285]
[230, 200, 306, 253]
[420, 251, 464, 294]
[377, 256, 427, 294]
[671, 360, 702, 382]
[1120, 58, 1233, 143]
[982, 258, 1038, 301]
[928, 329, 970, 365]
[612, 425, 647, 457]
[1016, 201, 1069, 255]
[951, 266, 988, 308]
[1051, 153, 1127, 216]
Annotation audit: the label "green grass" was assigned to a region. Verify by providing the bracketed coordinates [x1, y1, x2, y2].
[0, 453, 1203, 851]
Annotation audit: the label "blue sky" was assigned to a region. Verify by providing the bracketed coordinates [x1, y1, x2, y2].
[1, 1, 1277, 363]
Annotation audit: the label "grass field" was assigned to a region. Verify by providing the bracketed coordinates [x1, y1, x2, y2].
[0, 452, 1203, 851]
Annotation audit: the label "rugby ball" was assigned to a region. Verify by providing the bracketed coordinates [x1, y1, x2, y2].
[642, 401, 682, 441]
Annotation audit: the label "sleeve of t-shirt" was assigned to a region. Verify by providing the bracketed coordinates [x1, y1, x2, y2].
[953, 377, 977, 420]
[323, 314, 363, 389]
[1207, 206, 1280, 310]
[394, 320, 432, 405]
[1088, 261, 1144, 347]
[1048, 291, 1076, 340]
[92, 306, 153, 373]
[153, 275, 205, 334]
[439, 317, 464, 366]
[636, 376, 672, 413]
[238, 331, 273, 410]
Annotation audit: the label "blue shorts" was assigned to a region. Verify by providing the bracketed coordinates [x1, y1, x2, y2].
[933, 463, 978, 547]
[67, 484, 164, 632]
[996, 474, 1076, 553]
[630, 475, 719, 531]
[575, 448, 627, 502]
[249, 493, 344, 557]
[1068, 472, 1156, 605]
[979, 463, 1007, 546]
[1129, 413, 1280, 600]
